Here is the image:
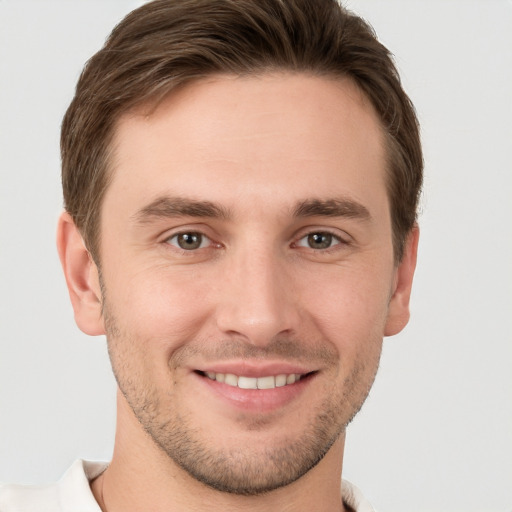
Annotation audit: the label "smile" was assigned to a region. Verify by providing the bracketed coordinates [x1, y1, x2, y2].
[202, 371, 304, 389]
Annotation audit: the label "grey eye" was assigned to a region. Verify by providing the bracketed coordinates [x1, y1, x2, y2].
[307, 233, 333, 249]
[297, 232, 340, 250]
[168, 232, 209, 250]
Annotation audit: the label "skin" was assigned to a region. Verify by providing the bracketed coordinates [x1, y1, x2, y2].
[57, 73, 418, 512]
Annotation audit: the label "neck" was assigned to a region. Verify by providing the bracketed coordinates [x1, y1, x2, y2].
[91, 391, 349, 512]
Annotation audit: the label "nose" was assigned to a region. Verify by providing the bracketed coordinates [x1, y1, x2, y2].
[214, 245, 300, 347]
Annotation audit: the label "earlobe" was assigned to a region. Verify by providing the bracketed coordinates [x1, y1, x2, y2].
[56, 212, 105, 336]
[384, 225, 419, 337]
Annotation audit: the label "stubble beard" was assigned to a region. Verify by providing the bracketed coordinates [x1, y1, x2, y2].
[139, 386, 352, 495]
[103, 298, 381, 496]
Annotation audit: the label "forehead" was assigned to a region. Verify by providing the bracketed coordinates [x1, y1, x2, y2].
[105, 73, 387, 219]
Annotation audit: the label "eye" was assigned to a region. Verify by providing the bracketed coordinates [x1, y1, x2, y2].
[296, 232, 342, 250]
[166, 232, 211, 250]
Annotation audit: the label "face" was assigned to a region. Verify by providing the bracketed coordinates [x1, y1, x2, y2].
[86, 73, 413, 494]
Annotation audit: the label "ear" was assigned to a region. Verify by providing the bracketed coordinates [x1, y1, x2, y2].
[56, 212, 105, 336]
[384, 225, 419, 337]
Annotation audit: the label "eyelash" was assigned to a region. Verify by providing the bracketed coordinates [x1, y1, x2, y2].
[164, 229, 349, 254]
[165, 231, 215, 252]
[294, 231, 348, 251]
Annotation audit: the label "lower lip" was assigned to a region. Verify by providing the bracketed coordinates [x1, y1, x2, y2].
[194, 372, 313, 413]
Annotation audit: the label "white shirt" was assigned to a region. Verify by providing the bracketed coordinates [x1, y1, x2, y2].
[0, 460, 376, 511]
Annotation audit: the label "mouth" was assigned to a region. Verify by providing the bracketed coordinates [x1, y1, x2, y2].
[192, 363, 318, 412]
[196, 370, 312, 389]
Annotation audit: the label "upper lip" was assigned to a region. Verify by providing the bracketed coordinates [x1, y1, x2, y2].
[194, 360, 315, 377]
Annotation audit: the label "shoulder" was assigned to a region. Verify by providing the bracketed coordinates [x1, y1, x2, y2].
[0, 481, 61, 511]
[0, 460, 107, 511]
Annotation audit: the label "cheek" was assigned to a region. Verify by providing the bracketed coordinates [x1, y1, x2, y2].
[103, 246, 394, 357]
[297, 264, 392, 348]
[105, 262, 215, 348]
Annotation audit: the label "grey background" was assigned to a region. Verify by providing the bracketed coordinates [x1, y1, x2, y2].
[1, 1, 511, 511]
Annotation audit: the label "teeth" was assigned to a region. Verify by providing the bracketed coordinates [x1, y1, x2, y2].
[224, 373, 238, 387]
[238, 376, 258, 389]
[203, 372, 304, 389]
[257, 375, 276, 389]
[275, 374, 287, 387]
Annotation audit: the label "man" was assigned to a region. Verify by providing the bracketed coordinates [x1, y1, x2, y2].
[0, 0, 422, 510]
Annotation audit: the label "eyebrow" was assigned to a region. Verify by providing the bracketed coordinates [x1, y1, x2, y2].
[133, 196, 230, 224]
[132, 195, 371, 224]
[292, 198, 371, 221]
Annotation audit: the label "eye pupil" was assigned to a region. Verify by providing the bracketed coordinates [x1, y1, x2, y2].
[177, 233, 202, 250]
[308, 233, 332, 249]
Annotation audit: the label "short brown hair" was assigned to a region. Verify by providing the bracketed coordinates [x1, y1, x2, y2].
[61, 0, 422, 262]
